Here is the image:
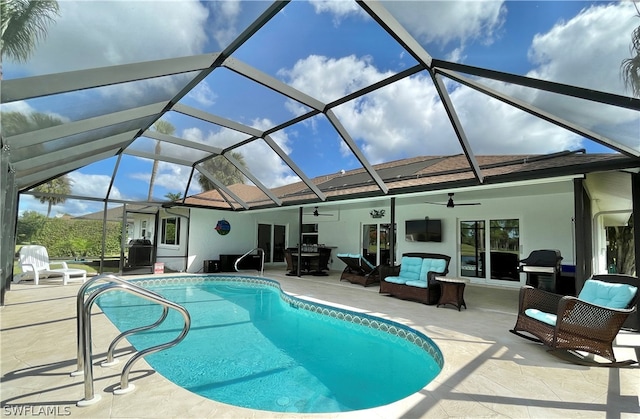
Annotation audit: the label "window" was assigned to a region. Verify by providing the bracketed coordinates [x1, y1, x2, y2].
[301, 223, 318, 245]
[141, 220, 147, 239]
[161, 217, 180, 245]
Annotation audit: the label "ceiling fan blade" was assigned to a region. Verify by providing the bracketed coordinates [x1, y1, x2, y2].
[425, 192, 481, 207]
[304, 207, 333, 216]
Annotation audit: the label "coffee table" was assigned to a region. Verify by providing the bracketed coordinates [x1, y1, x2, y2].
[435, 276, 470, 311]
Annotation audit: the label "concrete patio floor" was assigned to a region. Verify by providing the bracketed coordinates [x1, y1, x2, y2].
[1, 269, 639, 418]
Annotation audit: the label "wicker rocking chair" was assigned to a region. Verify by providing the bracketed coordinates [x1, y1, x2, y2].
[510, 278, 638, 367]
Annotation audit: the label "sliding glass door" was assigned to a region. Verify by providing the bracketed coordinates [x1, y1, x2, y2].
[460, 220, 485, 279]
[257, 223, 286, 264]
[460, 218, 521, 285]
[362, 223, 395, 266]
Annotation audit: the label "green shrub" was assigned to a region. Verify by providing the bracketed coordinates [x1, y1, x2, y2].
[18, 215, 122, 259]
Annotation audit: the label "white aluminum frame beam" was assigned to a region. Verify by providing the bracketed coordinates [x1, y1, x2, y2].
[122, 149, 195, 167]
[143, 129, 224, 155]
[223, 57, 325, 111]
[18, 150, 117, 189]
[1, 54, 219, 103]
[263, 135, 326, 201]
[325, 109, 389, 194]
[432, 73, 484, 182]
[13, 131, 136, 172]
[6, 103, 165, 150]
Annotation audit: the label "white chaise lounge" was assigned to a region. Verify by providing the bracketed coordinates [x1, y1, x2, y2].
[16, 245, 87, 285]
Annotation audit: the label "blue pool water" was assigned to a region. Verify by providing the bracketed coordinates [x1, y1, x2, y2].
[96, 276, 442, 413]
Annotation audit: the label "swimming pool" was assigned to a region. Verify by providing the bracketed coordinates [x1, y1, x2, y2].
[96, 275, 443, 413]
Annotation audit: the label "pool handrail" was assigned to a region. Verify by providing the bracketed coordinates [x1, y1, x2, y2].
[102, 304, 169, 367]
[76, 276, 191, 407]
[72, 274, 169, 376]
[234, 247, 264, 276]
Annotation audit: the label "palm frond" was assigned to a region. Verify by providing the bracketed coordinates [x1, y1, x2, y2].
[1, 0, 60, 63]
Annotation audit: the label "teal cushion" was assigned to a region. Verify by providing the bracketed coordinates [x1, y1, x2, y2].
[419, 258, 447, 280]
[361, 257, 375, 270]
[398, 257, 423, 281]
[525, 308, 557, 326]
[385, 276, 408, 284]
[405, 280, 429, 288]
[578, 279, 637, 309]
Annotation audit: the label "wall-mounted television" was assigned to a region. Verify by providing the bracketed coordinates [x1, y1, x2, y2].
[405, 219, 442, 242]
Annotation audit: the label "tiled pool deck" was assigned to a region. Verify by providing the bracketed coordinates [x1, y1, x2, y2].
[1, 270, 639, 418]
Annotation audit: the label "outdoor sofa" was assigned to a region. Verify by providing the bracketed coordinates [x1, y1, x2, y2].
[379, 252, 451, 305]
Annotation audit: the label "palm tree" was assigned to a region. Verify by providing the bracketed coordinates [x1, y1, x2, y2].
[147, 120, 175, 200]
[1, 0, 60, 79]
[197, 152, 247, 191]
[1, 110, 63, 135]
[2, 110, 72, 217]
[164, 192, 182, 201]
[621, 3, 640, 98]
[32, 175, 72, 217]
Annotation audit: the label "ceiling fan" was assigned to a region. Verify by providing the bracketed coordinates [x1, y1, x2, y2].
[305, 206, 333, 216]
[426, 193, 481, 208]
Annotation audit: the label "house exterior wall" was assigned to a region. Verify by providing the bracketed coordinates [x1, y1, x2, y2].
[185, 180, 577, 286]
[188, 209, 260, 273]
[327, 189, 575, 284]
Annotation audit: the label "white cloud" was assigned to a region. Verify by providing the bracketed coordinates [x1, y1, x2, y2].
[12, 1, 210, 75]
[150, 163, 192, 197]
[69, 172, 123, 200]
[382, 1, 506, 47]
[276, 1, 637, 164]
[527, 2, 636, 95]
[278, 54, 389, 102]
[518, 2, 638, 149]
[309, 0, 366, 23]
[186, 81, 217, 107]
[208, 0, 243, 47]
[280, 53, 570, 163]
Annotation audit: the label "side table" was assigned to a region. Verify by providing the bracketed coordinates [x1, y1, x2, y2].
[435, 277, 469, 311]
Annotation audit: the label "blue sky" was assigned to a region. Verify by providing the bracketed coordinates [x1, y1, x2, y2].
[3, 0, 638, 217]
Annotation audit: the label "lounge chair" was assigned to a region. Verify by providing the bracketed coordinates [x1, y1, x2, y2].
[15, 245, 87, 285]
[337, 253, 381, 287]
[510, 278, 638, 367]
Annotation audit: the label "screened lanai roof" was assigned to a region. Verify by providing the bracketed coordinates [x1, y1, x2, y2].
[2, 0, 639, 217]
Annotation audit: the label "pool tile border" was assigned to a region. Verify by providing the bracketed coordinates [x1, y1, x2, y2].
[130, 274, 444, 368]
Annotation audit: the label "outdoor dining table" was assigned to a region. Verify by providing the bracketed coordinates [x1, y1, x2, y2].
[291, 252, 321, 275]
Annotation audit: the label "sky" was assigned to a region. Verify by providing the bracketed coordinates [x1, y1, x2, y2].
[3, 0, 639, 217]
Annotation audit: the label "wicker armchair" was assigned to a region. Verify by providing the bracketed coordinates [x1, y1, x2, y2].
[510, 279, 638, 367]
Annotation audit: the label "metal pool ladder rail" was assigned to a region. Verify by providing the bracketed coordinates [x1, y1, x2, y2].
[72, 274, 191, 407]
[234, 247, 265, 276]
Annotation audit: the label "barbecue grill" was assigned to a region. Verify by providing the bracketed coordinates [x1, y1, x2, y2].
[519, 249, 563, 293]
